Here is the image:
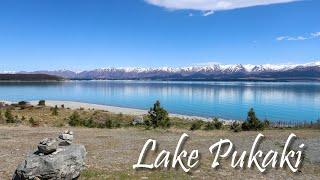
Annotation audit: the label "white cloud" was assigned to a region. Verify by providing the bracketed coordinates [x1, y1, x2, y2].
[202, 10, 214, 16]
[276, 36, 289, 41]
[145, 0, 299, 11]
[287, 36, 307, 41]
[276, 36, 307, 41]
[311, 32, 320, 37]
[277, 32, 320, 41]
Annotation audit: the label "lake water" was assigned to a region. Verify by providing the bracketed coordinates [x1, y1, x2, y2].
[0, 80, 319, 122]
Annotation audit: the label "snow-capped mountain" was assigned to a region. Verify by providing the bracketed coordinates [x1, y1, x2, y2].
[18, 61, 320, 81]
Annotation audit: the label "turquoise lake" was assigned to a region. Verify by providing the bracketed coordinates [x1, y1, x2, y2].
[0, 81, 319, 122]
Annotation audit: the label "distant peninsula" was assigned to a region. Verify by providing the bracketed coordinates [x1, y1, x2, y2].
[0, 74, 64, 81]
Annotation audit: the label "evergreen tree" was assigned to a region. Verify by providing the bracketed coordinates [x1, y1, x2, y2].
[147, 100, 170, 128]
[242, 108, 264, 131]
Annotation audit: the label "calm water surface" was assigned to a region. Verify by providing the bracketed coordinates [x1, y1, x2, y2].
[0, 81, 319, 122]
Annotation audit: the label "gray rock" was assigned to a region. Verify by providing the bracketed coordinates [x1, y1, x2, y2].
[13, 144, 86, 180]
[38, 138, 58, 155]
[132, 116, 144, 125]
[58, 130, 74, 146]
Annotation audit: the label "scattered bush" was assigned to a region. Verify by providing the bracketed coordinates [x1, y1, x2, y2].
[241, 108, 265, 131]
[68, 111, 82, 126]
[230, 121, 242, 132]
[203, 118, 223, 130]
[104, 119, 112, 128]
[68, 111, 123, 129]
[61, 104, 65, 108]
[51, 105, 59, 116]
[18, 101, 29, 109]
[213, 117, 223, 129]
[264, 119, 270, 129]
[29, 117, 39, 127]
[204, 121, 215, 130]
[190, 120, 204, 131]
[0, 110, 5, 123]
[18, 101, 28, 106]
[84, 117, 95, 128]
[146, 100, 170, 128]
[5, 108, 15, 123]
[38, 100, 46, 106]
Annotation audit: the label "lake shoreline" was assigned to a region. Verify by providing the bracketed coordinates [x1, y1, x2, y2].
[3, 100, 234, 122]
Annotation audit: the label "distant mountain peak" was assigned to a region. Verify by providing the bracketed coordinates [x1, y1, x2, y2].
[13, 61, 320, 81]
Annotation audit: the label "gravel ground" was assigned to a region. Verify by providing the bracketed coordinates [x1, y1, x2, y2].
[0, 126, 319, 179]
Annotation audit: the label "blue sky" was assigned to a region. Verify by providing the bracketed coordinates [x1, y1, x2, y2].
[0, 0, 319, 71]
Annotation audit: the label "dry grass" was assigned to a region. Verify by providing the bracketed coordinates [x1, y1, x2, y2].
[0, 126, 319, 179]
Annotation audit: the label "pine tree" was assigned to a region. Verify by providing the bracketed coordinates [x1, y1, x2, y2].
[242, 108, 264, 131]
[148, 100, 170, 128]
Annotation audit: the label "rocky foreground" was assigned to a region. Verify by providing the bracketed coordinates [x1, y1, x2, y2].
[0, 126, 319, 179]
[13, 130, 86, 179]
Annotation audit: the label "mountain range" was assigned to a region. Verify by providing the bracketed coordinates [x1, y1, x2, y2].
[17, 61, 320, 81]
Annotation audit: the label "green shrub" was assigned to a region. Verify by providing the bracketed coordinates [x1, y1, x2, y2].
[203, 118, 223, 130]
[147, 100, 170, 128]
[18, 101, 29, 109]
[5, 108, 15, 123]
[213, 117, 223, 129]
[230, 121, 242, 132]
[264, 119, 270, 128]
[204, 121, 215, 130]
[0, 110, 5, 123]
[190, 120, 204, 131]
[105, 119, 112, 128]
[29, 117, 39, 127]
[113, 120, 121, 128]
[84, 117, 95, 128]
[18, 101, 28, 106]
[38, 100, 46, 106]
[241, 108, 265, 131]
[51, 105, 59, 116]
[68, 111, 82, 126]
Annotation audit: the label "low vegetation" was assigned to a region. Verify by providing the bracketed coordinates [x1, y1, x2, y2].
[0, 100, 318, 132]
[51, 105, 59, 116]
[38, 100, 46, 106]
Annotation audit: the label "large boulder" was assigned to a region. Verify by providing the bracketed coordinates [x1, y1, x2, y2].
[13, 131, 86, 180]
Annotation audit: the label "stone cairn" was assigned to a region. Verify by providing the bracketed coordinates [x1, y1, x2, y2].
[13, 130, 86, 180]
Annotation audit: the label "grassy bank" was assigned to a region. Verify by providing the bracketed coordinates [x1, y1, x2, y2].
[0, 100, 319, 131]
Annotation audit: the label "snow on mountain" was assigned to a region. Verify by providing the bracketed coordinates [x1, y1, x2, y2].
[14, 61, 320, 80]
[90, 61, 320, 73]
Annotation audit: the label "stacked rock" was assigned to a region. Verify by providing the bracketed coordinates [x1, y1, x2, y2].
[58, 130, 74, 146]
[38, 138, 58, 155]
[13, 130, 86, 180]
